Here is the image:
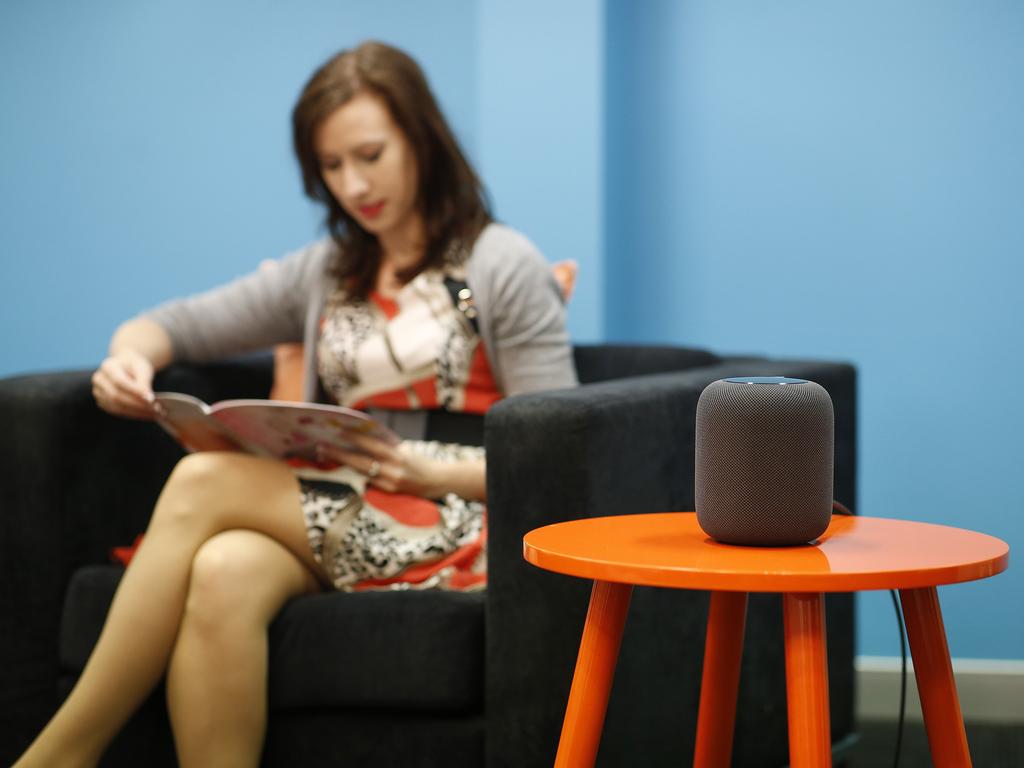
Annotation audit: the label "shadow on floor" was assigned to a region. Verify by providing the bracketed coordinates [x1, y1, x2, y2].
[838, 719, 1024, 768]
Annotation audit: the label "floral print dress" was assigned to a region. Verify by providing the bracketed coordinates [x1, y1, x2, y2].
[295, 263, 500, 592]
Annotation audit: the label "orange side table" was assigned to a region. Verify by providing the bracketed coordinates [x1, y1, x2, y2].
[523, 513, 1009, 768]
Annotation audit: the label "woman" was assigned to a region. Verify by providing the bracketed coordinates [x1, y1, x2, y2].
[16, 41, 575, 767]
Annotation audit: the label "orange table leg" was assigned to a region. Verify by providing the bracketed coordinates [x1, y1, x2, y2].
[694, 590, 748, 768]
[783, 592, 831, 768]
[554, 579, 633, 768]
[899, 587, 972, 767]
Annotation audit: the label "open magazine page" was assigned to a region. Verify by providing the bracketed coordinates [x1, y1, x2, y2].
[208, 399, 400, 463]
[153, 393, 246, 453]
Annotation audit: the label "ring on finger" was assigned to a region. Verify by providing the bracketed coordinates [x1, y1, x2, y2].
[367, 459, 382, 479]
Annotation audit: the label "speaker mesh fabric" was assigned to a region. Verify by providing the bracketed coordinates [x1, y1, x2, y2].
[695, 379, 834, 546]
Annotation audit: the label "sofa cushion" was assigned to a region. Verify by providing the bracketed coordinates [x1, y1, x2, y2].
[60, 565, 485, 713]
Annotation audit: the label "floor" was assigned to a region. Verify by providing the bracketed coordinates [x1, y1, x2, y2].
[839, 719, 1024, 768]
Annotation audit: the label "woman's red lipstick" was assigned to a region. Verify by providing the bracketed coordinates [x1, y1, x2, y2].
[358, 201, 385, 220]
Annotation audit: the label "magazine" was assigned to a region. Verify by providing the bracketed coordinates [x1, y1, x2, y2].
[153, 393, 400, 461]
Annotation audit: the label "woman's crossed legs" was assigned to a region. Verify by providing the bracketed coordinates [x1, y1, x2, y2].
[15, 452, 322, 768]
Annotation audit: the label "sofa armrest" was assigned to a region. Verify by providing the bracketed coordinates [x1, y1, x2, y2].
[0, 357, 273, 763]
[483, 357, 856, 766]
[486, 357, 856, 564]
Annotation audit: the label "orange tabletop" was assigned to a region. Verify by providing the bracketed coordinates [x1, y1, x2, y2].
[523, 512, 1009, 592]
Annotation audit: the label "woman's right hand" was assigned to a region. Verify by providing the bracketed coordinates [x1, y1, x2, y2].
[91, 349, 158, 420]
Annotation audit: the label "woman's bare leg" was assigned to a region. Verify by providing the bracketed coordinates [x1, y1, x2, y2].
[166, 529, 320, 767]
[14, 452, 320, 768]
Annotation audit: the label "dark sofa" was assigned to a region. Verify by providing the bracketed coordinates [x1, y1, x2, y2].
[0, 345, 857, 767]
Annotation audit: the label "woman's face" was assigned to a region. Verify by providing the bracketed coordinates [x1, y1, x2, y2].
[315, 91, 420, 246]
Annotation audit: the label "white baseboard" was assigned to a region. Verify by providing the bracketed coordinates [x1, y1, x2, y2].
[856, 656, 1024, 724]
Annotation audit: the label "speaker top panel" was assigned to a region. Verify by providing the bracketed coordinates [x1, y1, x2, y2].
[724, 376, 809, 386]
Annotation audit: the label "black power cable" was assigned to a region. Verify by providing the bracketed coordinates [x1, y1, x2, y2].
[832, 500, 906, 768]
[889, 589, 907, 767]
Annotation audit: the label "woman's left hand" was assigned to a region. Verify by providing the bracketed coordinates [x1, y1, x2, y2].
[316, 432, 445, 498]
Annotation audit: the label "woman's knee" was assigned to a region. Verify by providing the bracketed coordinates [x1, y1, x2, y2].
[152, 452, 242, 529]
[183, 531, 306, 631]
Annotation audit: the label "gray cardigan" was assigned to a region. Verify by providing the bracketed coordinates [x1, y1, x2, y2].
[144, 223, 578, 405]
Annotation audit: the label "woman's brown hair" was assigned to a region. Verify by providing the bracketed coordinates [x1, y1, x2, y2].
[292, 41, 491, 298]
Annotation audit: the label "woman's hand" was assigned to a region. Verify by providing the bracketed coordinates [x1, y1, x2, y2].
[91, 349, 158, 420]
[317, 432, 487, 501]
[93, 317, 173, 419]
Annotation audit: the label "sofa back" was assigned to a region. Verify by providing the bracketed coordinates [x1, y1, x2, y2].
[572, 344, 720, 384]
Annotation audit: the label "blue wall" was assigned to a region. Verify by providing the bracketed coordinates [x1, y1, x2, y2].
[0, 0, 480, 374]
[478, 0, 605, 342]
[606, 0, 1023, 660]
[2, 2, 1021, 660]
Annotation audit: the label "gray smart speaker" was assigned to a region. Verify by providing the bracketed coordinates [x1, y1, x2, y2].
[694, 377, 834, 546]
